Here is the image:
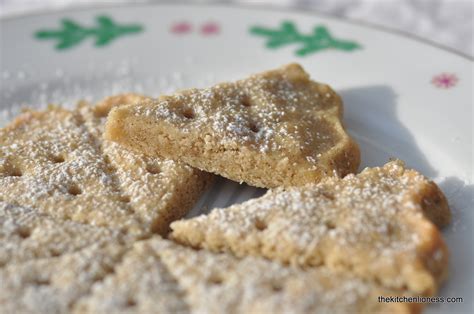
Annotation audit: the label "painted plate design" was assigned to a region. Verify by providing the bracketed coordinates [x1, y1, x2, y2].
[1, 4, 472, 313]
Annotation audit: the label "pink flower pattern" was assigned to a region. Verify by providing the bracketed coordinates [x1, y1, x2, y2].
[170, 21, 220, 35]
[201, 22, 219, 35]
[431, 73, 458, 89]
[170, 22, 192, 34]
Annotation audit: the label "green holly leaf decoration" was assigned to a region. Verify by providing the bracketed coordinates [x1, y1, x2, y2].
[250, 21, 360, 56]
[35, 15, 143, 50]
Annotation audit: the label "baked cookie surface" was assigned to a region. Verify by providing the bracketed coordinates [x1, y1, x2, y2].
[0, 201, 131, 267]
[154, 237, 418, 314]
[105, 64, 360, 188]
[0, 96, 212, 236]
[75, 237, 418, 314]
[73, 238, 189, 314]
[0, 240, 129, 314]
[171, 160, 450, 295]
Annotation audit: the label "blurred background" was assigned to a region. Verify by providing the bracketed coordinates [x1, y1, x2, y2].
[1, 0, 472, 57]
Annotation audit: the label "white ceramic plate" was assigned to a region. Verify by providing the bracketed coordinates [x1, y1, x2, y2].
[1, 3, 472, 313]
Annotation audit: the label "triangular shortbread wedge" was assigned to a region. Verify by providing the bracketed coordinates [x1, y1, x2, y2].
[73, 238, 189, 314]
[0, 241, 129, 314]
[75, 237, 419, 314]
[0, 95, 212, 236]
[105, 64, 360, 188]
[0, 201, 131, 267]
[171, 161, 450, 295]
[79, 94, 215, 235]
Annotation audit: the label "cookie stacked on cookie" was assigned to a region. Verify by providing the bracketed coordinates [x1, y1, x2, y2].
[0, 64, 451, 314]
[0, 95, 213, 237]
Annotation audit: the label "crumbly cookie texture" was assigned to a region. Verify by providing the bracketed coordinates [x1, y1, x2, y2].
[154, 237, 419, 314]
[0, 201, 131, 267]
[105, 64, 360, 188]
[75, 237, 419, 314]
[171, 160, 450, 295]
[0, 241, 129, 314]
[94, 93, 153, 119]
[73, 238, 189, 314]
[0, 95, 213, 236]
[79, 95, 214, 235]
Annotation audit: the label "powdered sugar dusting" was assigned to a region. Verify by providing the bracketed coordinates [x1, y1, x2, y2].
[0, 99, 209, 236]
[171, 160, 449, 292]
[0, 58, 217, 127]
[134, 64, 342, 158]
[0, 201, 129, 266]
[153, 236, 398, 313]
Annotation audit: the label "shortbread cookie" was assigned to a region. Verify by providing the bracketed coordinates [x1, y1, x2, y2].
[0, 99, 212, 236]
[0, 201, 130, 267]
[156, 237, 419, 314]
[0, 241, 129, 314]
[105, 64, 360, 188]
[171, 160, 450, 295]
[73, 238, 188, 314]
[75, 237, 419, 314]
[93, 93, 152, 119]
[79, 95, 214, 235]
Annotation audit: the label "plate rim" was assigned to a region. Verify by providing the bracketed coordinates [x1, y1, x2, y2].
[0, 1, 472, 62]
[1, 2, 473, 309]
